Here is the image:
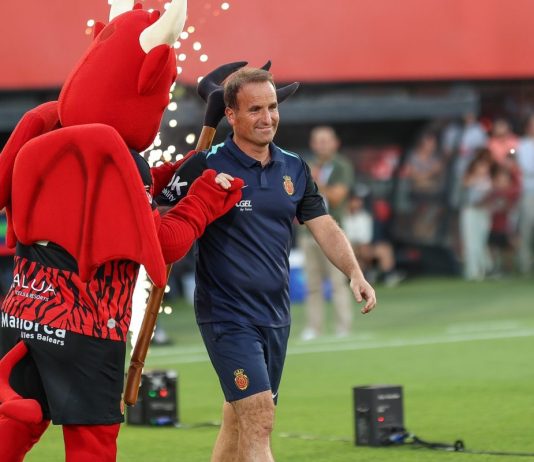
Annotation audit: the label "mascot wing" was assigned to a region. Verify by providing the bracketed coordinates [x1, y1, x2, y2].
[0, 101, 60, 248]
[11, 124, 167, 287]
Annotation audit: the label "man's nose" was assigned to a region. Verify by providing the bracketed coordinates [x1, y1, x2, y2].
[259, 108, 272, 124]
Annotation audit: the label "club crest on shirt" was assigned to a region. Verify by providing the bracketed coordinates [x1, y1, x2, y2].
[283, 176, 294, 196]
[234, 369, 249, 391]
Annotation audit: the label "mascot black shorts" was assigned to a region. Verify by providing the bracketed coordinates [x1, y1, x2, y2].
[0, 313, 125, 425]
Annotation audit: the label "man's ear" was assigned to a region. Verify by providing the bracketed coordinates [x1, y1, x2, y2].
[225, 107, 235, 127]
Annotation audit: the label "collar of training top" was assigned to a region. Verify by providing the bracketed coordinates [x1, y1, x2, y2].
[225, 134, 285, 168]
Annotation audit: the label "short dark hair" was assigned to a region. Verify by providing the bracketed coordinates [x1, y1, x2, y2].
[223, 67, 275, 109]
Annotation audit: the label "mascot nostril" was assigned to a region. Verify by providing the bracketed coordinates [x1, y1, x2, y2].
[0, 0, 244, 460]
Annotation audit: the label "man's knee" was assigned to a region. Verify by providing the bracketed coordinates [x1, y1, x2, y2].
[221, 401, 239, 433]
[232, 391, 275, 437]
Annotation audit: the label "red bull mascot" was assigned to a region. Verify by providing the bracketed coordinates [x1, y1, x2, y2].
[0, 1, 243, 460]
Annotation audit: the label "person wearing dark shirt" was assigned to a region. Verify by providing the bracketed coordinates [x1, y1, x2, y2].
[159, 67, 376, 461]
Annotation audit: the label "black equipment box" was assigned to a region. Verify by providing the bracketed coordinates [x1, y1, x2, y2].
[353, 385, 404, 446]
[127, 370, 179, 426]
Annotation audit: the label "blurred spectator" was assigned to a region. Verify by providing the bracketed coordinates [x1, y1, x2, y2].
[343, 187, 374, 272]
[487, 164, 520, 276]
[516, 115, 534, 273]
[343, 190, 404, 287]
[442, 112, 488, 208]
[442, 112, 488, 161]
[487, 117, 518, 164]
[459, 149, 494, 280]
[300, 126, 354, 340]
[402, 131, 445, 243]
[370, 199, 405, 286]
[404, 131, 445, 196]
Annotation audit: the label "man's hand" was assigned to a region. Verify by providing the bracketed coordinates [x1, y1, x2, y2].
[214, 172, 236, 190]
[350, 277, 377, 314]
[187, 169, 243, 221]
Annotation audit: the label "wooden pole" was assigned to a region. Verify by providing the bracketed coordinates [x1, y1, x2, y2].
[123, 126, 217, 406]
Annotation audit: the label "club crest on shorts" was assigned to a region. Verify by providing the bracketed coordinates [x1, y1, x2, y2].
[283, 176, 294, 196]
[234, 369, 249, 391]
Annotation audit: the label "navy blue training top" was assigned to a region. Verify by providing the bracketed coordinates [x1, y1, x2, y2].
[157, 135, 327, 327]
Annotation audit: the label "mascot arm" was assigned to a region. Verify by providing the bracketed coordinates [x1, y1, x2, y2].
[150, 149, 196, 196]
[157, 169, 242, 263]
[11, 124, 167, 287]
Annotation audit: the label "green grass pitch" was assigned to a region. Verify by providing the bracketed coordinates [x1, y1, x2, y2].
[26, 276, 534, 461]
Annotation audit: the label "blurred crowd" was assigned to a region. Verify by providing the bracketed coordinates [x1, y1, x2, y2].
[398, 113, 534, 280]
[296, 115, 534, 338]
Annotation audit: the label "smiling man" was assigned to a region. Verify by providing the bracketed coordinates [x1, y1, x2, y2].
[160, 67, 376, 461]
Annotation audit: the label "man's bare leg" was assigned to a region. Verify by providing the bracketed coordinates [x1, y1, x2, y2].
[232, 390, 275, 462]
[211, 402, 239, 462]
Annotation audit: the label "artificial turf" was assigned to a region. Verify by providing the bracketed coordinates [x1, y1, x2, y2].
[26, 276, 534, 461]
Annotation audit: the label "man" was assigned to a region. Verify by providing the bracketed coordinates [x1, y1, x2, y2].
[160, 68, 376, 461]
[299, 126, 356, 340]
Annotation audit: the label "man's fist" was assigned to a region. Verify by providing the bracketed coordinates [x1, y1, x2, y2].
[187, 169, 243, 221]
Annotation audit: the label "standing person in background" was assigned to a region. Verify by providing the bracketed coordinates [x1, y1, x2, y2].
[516, 115, 534, 274]
[159, 68, 376, 461]
[459, 149, 494, 280]
[299, 126, 356, 341]
[442, 112, 488, 208]
[487, 164, 520, 276]
[488, 117, 518, 164]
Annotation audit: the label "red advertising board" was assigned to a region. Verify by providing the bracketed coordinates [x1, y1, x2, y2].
[1, 0, 534, 89]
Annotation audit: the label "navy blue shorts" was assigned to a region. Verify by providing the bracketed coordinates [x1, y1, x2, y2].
[198, 322, 290, 403]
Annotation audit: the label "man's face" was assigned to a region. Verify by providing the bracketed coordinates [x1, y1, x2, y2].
[310, 129, 339, 162]
[226, 81, 279, 149]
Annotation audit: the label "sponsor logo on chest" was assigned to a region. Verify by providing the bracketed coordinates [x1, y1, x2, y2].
[235, 199, 253, 212]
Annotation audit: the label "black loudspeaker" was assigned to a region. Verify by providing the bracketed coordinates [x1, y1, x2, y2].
[353, 385, 404, 446]
[127, 370, 178, 426]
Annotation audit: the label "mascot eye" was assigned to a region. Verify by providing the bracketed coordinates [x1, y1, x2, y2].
[97, 24, 116, 42]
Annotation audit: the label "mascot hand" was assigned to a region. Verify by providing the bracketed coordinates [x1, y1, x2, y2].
[157, 169, 242, 263]
[188, 169, 243, 222]
[151, 150, 196, 196]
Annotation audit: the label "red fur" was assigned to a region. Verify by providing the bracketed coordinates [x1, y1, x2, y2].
[0, 102, 59, 248]
[11, 124, 167, 287]
[58, 10, 177, 152]
[92, 22, 105, 39]
[0, 417, 49, 462]
[0, 343, 42, 425]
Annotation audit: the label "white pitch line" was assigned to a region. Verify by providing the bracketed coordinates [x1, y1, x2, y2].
[144, 328, 534, 367]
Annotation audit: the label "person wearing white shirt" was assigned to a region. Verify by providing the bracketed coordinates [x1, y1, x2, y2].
[516, 115, 534, 273]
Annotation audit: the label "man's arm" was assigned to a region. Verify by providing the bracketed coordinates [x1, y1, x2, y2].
[304, 214, 377, 314]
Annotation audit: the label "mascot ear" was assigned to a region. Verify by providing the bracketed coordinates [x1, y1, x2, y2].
[138, 45, 173, 95]
[93, 22, 106, 39]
